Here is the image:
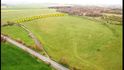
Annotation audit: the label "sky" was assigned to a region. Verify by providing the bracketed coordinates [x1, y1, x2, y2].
[1, 0, 122, 6]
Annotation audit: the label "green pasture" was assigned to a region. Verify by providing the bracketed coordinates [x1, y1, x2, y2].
[23, 15, 122, 70]
[1, 8, 122, 70]
[1, 42, 53, 70]
[1, 25, 35, 46]
[1, 9, 57, 24]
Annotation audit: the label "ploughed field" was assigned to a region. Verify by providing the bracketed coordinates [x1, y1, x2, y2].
[1, 8, 122, 70]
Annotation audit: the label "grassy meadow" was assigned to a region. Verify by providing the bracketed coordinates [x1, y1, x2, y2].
[23, 16, 122, 70]
[1, 8, 122, 70]
[1, 9, 57, 24]
[1, 42, 53, 70]
[1, 25, 35, 46]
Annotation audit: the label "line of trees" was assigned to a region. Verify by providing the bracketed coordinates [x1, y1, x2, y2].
[16, 13, 66, 23]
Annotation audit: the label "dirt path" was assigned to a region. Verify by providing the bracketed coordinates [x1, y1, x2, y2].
[19, 24, 49, 58]
[1, 23, 49, 58]
[1, 34, 69, 70]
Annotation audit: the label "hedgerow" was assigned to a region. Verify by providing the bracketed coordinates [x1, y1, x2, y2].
[16, 13, 66, 23]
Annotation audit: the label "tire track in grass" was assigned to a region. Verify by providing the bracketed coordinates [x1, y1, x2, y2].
[72, 38, 104, 70]
[65, 26, 104, 70]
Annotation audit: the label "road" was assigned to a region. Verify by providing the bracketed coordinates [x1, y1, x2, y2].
[1, 34, 69, 70]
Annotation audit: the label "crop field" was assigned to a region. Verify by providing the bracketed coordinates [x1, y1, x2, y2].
[1, 9, 57, 24]
[1, 42, 53, 70]
[1, 8, 122, 70]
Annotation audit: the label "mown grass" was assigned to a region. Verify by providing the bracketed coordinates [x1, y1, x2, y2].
[1, 42, 53, 70]
[1, 9, 122, 70]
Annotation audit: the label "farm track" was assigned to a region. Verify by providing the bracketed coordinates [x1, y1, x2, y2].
[88, 17, 118, 37]
[81, 16, 118, 37]
[19, 24, 50, 58]
[63, 24, 104, 70]
[1, 34, 69, 70]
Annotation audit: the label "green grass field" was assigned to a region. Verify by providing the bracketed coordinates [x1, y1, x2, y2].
[1, 42, 53, 70]
[1, 25, 35, 46]
[1, 9, 57, 24]
[1, 8, 122, 70]
[23, 16, 122, 70]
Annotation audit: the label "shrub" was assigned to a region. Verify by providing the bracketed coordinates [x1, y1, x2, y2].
[69, 66, 80, 70]
[16, 38, 23, 43]
[47, 62, 51, 67]
[42, 52, 46, 55]
[69, 65, 81, 70]
[6, 21, 15, 26]
[1, 37, 6, 43]
[97, 49, 101, 51]
[59, 57, 69, 67]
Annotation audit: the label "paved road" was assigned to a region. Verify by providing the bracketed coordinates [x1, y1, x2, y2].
[1, 34, 69, 70]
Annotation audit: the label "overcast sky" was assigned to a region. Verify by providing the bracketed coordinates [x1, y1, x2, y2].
[1, 0, 122, 5]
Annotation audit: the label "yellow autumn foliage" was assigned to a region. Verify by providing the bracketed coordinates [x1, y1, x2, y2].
[15, 13, 66, 23]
